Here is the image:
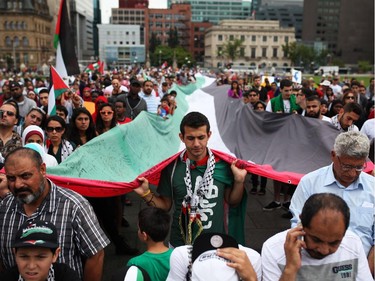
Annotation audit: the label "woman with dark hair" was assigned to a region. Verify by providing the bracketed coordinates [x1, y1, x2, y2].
[95, 103, 117, 135]
[68, 107, 97, 147]
[227, 80, 243, 99]
[327, 100, 344, 118]
[45, 115, 75, 164]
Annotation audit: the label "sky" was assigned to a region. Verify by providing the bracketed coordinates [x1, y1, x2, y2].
[101, 0, 168, 24]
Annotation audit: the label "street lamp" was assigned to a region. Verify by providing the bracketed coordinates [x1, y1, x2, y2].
[158, 50, 162, 66]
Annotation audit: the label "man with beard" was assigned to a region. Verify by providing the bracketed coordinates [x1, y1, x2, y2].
[262, 193, 372, 281]
[117, 79, 147, 120]
[305, 95, 331, 122]
[0, 102, 22, 162]
[0, 148, 110, 281]
[9, 81, 36, 121]
[139, 80, 159, 114]
[330, 102, 362, 132]
[290, 131, 374, 276]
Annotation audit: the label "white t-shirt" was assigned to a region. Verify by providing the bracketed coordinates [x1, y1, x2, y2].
[360, 118, 375, 140]
[167, 245, 262, 281]
[261, 229, 372, 281]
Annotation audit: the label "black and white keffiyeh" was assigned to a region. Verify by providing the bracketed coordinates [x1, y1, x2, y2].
[179, 148, 216, 245]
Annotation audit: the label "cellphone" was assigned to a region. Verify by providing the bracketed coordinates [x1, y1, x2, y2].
[297, 221, 304, 241]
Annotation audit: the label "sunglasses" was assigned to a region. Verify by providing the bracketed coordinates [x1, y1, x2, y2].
[345, 96, 355, 100]
[100, 111, 113, 115]
[0, 110, 16, 117]
[46, 126, 64, 133]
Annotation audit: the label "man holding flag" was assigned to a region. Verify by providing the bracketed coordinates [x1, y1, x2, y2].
[134, 112, 247, 247]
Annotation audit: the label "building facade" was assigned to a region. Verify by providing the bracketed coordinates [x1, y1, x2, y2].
[204, 20, 295, 69]
[70, 0, 95, 62]
[170, 0, 251, 24]
[302, 0, 374, 64]
[97, 24, 145, 69]
[0, 0, 53, 71]
[255, 4, 303, 40]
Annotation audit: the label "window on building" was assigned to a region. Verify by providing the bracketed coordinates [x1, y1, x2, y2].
[251, 47, 256, 58]
[22, 37, 28, 47]
[5, 36, 11, 47]
[240, 47, 245, 57]
[262, 35, 267, 42]
[285, 36, 289, 43]
[262, 47, 267, 57]
[273, 36, 278, 42]
[107, 31, 110, 35]
[252, 35, 256, 42]
[229, 35, 234, 40]
[218, 34, 223, 41]
[273, 47, 277, 57]
[240, 35, 245, 41]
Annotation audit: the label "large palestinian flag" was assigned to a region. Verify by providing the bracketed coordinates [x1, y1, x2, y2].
[54, 0, 80, 77]
[47, 75, 373, 197]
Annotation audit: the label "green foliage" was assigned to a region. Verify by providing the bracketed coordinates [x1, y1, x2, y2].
[150, 46, 194, 68]
[282, 42, 337, 70]
[167, 27, 179, 48]
[149, 32, 161, 54]
[222, 39, 244, 62]
[358, 61, 373, 73]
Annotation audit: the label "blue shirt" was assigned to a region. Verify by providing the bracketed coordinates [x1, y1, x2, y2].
[290, 164, 374, 255]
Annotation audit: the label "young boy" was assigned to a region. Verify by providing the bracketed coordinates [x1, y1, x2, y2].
[0, 220, 80, 281]
[124, 207, 172, 281]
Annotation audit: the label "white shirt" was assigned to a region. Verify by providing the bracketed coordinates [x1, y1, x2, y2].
[360, 118, 375, 140]
[167, 245, 262, 281]
[262, 229, 372, 281]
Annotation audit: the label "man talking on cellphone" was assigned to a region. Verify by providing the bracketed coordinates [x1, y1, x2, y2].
[261, 193, 372, 281]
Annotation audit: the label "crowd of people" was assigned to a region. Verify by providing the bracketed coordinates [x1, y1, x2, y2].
[0, 66, 373, 281]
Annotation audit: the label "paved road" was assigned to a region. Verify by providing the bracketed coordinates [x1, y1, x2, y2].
[101, 177, 291, 280]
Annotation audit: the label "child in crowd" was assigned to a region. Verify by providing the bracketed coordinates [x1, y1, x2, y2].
[157, 96, 171, 118]
[0, 220, 80, 281]
[115, 207, 172, 281]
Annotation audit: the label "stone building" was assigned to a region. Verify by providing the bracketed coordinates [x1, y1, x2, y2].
[0, 0, 53, 71]
[204, 20, 295, 70]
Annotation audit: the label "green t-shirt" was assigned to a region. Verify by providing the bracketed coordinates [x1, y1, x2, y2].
[157, 157, 233, 247]
[127, 249, 173, 281]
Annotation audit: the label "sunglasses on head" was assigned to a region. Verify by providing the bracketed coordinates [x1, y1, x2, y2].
[46, 126, 64, 133]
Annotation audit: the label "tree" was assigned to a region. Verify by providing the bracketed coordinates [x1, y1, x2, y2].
[222, 39, 244, 63]
[149, 32, 161, 54]
[150, 46, 194, 68]
[167, 27, 179, 48]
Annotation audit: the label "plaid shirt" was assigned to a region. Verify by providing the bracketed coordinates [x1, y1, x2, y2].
[0, 180, 110, 279]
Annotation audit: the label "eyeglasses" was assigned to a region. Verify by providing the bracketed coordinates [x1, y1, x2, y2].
[46, 126, 64, 133]
[337, 156, 366, 172]
[100, 111, 113, 115]
[0, 110, 16, 117]
[345, 96, 355, 100]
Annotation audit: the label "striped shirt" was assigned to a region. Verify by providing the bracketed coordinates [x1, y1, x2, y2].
[0, 180, 110, 279]
[139, 92, 159, 114]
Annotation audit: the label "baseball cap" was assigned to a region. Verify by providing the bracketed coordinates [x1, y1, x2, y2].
[130, 79, 141, 87]
[13, 220, 59, 249]
[320, 80, 331, 87]
[191, 233, 239, 281]
[192, 233, 238, 263]
[10, 81, 22, 90]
